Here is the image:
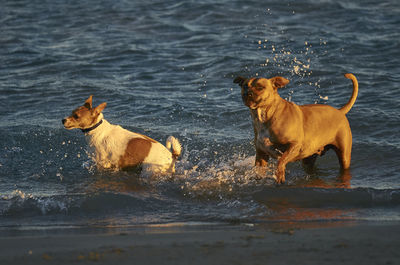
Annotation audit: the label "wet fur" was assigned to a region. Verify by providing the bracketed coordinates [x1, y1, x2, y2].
[235, 74, 358, 184]
[62, 96, 181, 174]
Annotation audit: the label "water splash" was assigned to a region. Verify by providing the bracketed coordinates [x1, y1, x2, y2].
[250, 37, 330, 104]
[147, 151, 277, 200]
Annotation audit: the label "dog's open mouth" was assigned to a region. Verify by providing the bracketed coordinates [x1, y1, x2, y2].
[244, 98, 262, 109]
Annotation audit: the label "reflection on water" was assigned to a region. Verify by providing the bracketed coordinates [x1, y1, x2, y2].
[88, 173, 146, 194]
[293, 169, 352, 189]
[84, 157, 357, 225]
[267, 207, 355, 223]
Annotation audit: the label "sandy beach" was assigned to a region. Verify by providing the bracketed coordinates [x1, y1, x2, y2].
[1, 222, 399, 265]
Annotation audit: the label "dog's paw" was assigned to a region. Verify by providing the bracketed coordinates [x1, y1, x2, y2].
[275, 171, 286, 184]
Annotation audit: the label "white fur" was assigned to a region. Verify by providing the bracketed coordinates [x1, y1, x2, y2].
[85, 114, 180, 174]
[166, 136, 182, 157]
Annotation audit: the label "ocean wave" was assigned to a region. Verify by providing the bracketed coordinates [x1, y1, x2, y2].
[0, 189, 174, 218]
[0, 190, 69, 217]
[1, 186, 399, 225]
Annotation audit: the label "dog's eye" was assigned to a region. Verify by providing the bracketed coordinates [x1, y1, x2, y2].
[256, 86, 264, 91]
[73, 114, 79, 119]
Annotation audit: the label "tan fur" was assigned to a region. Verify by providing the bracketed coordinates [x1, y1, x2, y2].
[234, 74, 358, 184]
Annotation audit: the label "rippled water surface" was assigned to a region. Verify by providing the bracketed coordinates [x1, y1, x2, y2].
[1, 0, 400, 229]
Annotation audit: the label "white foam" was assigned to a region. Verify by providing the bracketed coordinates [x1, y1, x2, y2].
[149, 152, 277, 199]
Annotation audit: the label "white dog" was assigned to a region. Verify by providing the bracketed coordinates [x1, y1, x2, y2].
[62, 95, 181, 174]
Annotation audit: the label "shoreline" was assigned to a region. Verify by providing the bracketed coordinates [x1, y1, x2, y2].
[1, 221, 399, 264]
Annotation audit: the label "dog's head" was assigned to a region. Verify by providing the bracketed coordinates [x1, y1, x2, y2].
[62, 95, 107, 130]
[234, 76, 289, 109]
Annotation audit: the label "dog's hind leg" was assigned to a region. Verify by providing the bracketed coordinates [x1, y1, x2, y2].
[334, 132, 352, 170]
[334, 142, 352, 187]
[334, 147, 351, 170]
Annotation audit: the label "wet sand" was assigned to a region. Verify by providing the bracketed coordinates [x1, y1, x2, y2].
[0, 222, 399, 265]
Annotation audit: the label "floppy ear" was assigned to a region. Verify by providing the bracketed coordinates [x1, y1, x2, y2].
[233, 76, 246, 87]
[84, 95, 93, 109]
[270, 77, 290, 90]
[94, 102, 107, 115]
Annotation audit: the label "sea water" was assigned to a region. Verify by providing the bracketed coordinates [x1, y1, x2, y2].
[1, 0, 399, 230]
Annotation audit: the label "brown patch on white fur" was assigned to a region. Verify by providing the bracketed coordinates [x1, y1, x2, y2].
[118, 138, 153, 169]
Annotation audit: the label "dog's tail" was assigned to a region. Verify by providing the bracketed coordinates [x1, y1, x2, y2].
[339, 73, 358, 114]
[166, 136, 182, 160]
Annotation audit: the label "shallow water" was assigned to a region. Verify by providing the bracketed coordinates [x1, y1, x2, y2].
[1, 0, 400, 230]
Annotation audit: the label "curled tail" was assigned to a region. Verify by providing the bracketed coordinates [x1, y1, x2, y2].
[340, 73, 359, 114]
[166, 136, 182, 160]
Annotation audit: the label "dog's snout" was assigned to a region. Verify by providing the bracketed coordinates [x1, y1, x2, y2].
[62, 119, 66, 125]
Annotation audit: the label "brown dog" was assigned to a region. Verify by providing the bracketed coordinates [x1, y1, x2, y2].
[234, 73, 358, 184]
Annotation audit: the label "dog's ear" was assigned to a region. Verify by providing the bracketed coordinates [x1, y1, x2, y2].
[94, 102, 107, 115]
[271, 77, 290, 90]
[233, 76, 246, 87]
[84, 95, 93, 109]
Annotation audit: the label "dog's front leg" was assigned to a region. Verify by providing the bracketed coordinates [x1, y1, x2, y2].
[255, 148, 269, 167]
[276, 143, 301, 184]
[253, 123, 269, 167]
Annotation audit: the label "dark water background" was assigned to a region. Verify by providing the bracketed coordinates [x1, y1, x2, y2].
[1, 0, 399, 230]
